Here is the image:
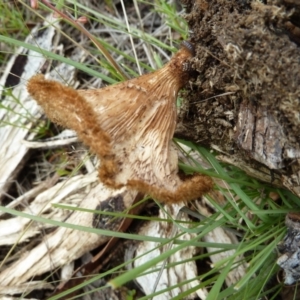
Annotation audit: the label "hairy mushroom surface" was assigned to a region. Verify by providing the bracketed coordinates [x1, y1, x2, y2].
[27, 45, 212, 203]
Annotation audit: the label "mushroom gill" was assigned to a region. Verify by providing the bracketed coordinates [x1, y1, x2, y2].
[27, 45, 213, 204]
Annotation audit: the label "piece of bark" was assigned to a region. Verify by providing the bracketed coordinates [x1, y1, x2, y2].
[0, 179, 138, 294]
[0, 172, 97, 246]
[277, 212, 300, 285]
[177, 0, 300, 198]
[0, 15, 60, 200]
[132, 204, 208, 300]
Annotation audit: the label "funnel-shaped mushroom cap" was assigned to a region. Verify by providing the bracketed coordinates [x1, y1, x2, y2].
[27, 46, 212, 203]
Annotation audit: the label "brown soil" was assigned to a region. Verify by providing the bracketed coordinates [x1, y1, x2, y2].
[176, 0, 300, 197]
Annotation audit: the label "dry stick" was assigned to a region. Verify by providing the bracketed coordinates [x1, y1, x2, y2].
[40, 0, 129, 80]
[189, 92, 235, 104]
[199, 45, 233, 70]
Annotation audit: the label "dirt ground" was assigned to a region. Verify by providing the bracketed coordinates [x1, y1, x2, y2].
[177, 0, 300, 198]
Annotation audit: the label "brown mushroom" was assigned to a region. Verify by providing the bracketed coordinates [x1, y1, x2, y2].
[27, 44, 213, 204]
